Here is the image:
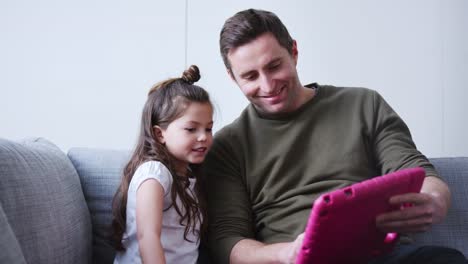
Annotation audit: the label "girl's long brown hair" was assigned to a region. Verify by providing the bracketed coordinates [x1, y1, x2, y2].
[111, 65, 210, 251]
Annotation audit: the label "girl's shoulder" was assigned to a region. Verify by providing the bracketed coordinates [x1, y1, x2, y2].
[131, 161, 173, 194]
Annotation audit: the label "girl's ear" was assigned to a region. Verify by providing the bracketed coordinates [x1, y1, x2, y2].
[153, 125, 165, 144]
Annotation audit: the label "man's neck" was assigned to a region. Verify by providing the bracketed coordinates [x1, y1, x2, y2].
[297, 84, 317, 108]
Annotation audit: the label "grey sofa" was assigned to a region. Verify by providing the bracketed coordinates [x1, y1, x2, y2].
[0, 137, 467, 263]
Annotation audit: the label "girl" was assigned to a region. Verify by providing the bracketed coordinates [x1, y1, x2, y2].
[112, 65, 213, 263]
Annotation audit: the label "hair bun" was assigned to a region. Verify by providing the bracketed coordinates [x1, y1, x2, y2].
[181, 65, 200, 84]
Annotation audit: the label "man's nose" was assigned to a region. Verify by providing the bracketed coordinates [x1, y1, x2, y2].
[259, 74, 275, 94]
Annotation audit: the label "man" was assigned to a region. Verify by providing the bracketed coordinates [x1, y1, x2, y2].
[204, 8, 467, 264]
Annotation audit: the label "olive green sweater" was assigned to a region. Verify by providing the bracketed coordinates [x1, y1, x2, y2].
[204, 84, 437, 263]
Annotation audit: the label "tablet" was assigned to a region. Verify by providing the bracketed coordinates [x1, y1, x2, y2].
[296, 167, 425, 264]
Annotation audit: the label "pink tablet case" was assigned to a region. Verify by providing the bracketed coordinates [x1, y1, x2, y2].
[296, 167, 425, 264]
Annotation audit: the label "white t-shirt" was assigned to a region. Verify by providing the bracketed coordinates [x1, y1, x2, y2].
[114, 161, 200, 264]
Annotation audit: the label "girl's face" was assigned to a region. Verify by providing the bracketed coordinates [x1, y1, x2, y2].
[157, 102, 213, 175]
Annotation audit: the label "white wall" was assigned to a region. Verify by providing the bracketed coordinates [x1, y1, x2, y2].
[1, 0, 186, 150]
[1, 0, 467, 157]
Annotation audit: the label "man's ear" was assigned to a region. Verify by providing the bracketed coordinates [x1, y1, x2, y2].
[292, 40, 298, 65]
[153, 125, 165, 144]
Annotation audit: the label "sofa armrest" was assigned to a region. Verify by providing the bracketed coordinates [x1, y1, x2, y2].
[413, 157, 468, 256]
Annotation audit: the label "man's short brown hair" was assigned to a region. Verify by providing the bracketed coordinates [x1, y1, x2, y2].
[219, 9, 294, 71]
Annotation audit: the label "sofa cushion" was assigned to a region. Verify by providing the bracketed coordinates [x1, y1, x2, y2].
[67, 148, 130, 264]
[413, 157, 468, 257]
[0, 138, 92, 264]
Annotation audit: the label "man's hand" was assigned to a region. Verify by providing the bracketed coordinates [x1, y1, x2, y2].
[276, 233, 305, 264]
[376, 192, 440, 233]
[376, 176, 450, 234]
[230, 233, 305, 264]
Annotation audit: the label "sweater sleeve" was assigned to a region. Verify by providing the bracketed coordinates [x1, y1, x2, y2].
[371, 90, 439, 178]
[204, 128, 254, 264]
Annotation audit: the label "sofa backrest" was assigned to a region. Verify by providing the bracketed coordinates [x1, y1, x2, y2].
[67, 146, 468, 262]
[67, 147, 130, 264]
[413, 157, 468, 256]
[0, 138, 92, 264]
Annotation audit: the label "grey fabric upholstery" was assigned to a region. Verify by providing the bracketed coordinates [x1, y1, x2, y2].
[0, 206, 26, 264]
[0, 138, 92, 264]
[413, 157, 468, 256]
[67, 148, 130, 264]
[1, 136, 467, 262]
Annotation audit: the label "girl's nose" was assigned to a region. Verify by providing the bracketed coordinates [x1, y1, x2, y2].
[198, 132, 207, 142]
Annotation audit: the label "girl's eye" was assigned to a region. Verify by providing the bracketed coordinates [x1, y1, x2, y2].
[184, 128, 196, 132]
[206, 128, 213, 133]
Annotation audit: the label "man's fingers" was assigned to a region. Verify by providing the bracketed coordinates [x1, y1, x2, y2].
[376, 204, 435, 234]
[389, 192, 432, 205]
[292, 233, 305, 262]
[377, 216, 433, 233]
[377, 205, 434, 223]
[294, 233, 305, 251]
[296, 233, 305, 241]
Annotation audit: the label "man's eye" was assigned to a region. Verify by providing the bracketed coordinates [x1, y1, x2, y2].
[184, 128, 196, 132]
[245, 74, 257, 81]
[270, 63, 280, 70]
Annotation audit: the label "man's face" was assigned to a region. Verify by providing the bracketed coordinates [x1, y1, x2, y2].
[227, 33, 302, 115]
